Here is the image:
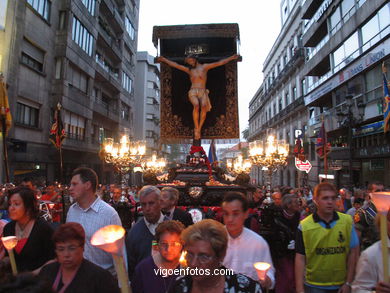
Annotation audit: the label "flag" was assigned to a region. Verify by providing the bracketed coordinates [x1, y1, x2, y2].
[315, 121, 331, 159]
[49, 104, 66, 149]
[208, 139, 218, 164]
[383, 71, 390, 133]
[0, 78, 12, 135]
[294, 137, 306, 161]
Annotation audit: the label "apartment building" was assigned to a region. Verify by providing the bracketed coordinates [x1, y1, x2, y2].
[0, 0, 139, 183]
[302, 0, 389, 187]
[248, 0, 307, 187]
[134, 51, 162, 155]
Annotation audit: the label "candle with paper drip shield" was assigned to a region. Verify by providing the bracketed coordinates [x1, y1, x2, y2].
[253, 262, 270, 281]
[1, 236, 18, 275]
[91, 225, 131, 293]
[370, 192, 390, 283]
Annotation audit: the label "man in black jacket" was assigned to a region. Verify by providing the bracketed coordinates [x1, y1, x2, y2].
[161, 187, 194, 227]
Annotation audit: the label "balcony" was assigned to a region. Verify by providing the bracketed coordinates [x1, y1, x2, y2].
[93, 102, 119, 123]
[101, 0, 124, 34]
[277, 48, 306, 84]
[97, 22, 122, 60]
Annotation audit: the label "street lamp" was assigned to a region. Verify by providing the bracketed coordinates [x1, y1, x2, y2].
[336, 94, 365, 188]
[102, 134, 146, 199]
[249, 134, 289, 200]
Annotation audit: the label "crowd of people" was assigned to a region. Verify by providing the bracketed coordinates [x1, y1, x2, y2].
[0, 167, 388, 293]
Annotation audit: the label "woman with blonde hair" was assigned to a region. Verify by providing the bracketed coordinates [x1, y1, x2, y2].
[169, 219, 260, 293]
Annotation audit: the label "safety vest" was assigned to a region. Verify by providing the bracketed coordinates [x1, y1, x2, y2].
[301, 212, 352, 286]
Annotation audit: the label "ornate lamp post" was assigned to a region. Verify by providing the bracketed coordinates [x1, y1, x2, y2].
[249, 135, 289, 199]
[102, 134, 146, 198]
[336, 94, 365, 188]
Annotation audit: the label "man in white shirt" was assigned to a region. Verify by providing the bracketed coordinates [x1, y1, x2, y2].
[352, 209, 390, 293]
[222, 191, 275, 291]
[66, 167, 122, 275]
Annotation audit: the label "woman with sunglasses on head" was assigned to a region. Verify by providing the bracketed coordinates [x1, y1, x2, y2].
[2, 187, 55, 273]
[39, 222, 119, 293]
[132, 220, 185, 293]
[169, 219, 261, 293]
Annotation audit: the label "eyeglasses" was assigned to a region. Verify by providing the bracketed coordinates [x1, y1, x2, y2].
[55, 245, 81, 254]
[158, 241, 182, 250]
[185, 251, 215, 264]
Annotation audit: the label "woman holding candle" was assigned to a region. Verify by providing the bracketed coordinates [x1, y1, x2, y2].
[168, 219, 261, 293]
[2, 187, 55, 272]
[39, 222, 120, 293]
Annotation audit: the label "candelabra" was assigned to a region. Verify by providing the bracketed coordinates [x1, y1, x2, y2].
[143, 152, 167, 185]
[145, 152, 167, 174]
[249, 135, 289, 199]
[226, 154, 252, 184]
[102, 134, 146, 199]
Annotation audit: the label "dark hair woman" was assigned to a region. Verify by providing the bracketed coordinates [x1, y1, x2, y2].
[2, 187, 55, 272]
[39, 222, 120, 293]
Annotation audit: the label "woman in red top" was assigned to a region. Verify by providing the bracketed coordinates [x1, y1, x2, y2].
[2, 187, 55, 272]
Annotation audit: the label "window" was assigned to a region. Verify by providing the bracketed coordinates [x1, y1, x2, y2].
[361, 5, 390, 52]
[81, 0, 95, 16]
[58, 11, 66, 30]
[146, 113, 154, 120]
[16, 102, 39, 127]
[293, 86, 297, 100]
[365, 65, 382, 102]
[21, 39, 44, 72]
[121, 102, 130, 121]
[72, 16, 93, 56]
[341, 0, 355, 22]
[301, 79, 306, 95]
[67, 64, 88, 93]
[122, 72, 132, 93]
[26, 0, 51, 21]
[329, 6, 341, 35]
[125, 16, 135, 40]
[332, 32, 359, 71]
[64, 110, 85, 140]
[55, 58, 61, 79]
[278, 98, 283, 112]
[123, 45, 133, 66]
[147, 97, 154, 105]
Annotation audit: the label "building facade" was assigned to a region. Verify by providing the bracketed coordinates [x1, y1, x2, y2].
[134, 51, 161, 155]
[302, 0, 389, 188]
[249, 0, 389, 189]
[248, 0, 308, 188]
[0, 0, 139, 184]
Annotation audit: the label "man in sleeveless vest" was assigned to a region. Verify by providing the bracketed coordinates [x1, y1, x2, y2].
[295, 182, 360, 293]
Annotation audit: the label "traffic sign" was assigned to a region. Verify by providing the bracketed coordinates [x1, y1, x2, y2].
[295, 157, 312, 173]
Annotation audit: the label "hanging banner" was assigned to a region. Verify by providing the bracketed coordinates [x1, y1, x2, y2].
[295, 157, 312, 173]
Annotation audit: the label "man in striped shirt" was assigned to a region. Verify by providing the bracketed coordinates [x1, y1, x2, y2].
[67, 167, 122, 275]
